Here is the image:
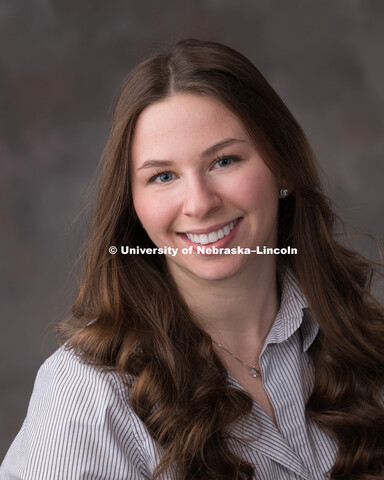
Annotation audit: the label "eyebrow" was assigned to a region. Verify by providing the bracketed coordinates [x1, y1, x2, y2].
[136, 138, 246, 171]
[201, 138, 246, 158]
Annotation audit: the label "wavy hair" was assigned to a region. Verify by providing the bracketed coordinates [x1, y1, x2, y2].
[59, 39, 384, 479]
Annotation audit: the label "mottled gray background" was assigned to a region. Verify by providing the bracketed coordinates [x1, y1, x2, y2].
[1, 0, 383, 458]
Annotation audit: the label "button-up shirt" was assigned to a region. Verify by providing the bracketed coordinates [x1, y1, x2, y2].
[0, 270, 338, 479]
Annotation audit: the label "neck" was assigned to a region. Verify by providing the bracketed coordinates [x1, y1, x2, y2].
[169, 258, 280, 356]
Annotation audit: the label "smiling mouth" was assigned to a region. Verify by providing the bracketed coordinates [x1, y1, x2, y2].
[184, 219, 238, 245]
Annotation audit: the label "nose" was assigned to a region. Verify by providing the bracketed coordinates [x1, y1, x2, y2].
[181, 176, 222, 218]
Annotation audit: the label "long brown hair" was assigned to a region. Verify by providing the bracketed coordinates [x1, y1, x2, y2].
[60, 39, 384, 479]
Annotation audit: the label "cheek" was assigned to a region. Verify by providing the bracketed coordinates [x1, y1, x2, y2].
[228, 168, 278, 212]
[132, 191, 176, 234]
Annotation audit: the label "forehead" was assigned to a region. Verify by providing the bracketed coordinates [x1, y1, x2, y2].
[130, 93, 249, 163]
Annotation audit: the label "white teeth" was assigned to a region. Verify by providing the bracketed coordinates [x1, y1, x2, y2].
[208, 231, 218, 243]
[199, 234, 209, 245]
[185, 219, 237, 245]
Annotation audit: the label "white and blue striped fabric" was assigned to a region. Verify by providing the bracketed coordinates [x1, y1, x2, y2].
[1, 270, 338, 479]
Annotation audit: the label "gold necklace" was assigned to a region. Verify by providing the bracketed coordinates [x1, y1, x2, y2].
[212, 340, 260, 378]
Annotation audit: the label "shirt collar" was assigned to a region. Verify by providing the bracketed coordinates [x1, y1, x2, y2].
[263, 268, 319, 352]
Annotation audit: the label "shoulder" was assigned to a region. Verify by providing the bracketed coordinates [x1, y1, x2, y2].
[22, 345, 135, 439]
[28, 345, 130, 415]
[0, 346, 155, 480]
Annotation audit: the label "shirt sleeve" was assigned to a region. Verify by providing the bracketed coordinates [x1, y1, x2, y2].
[0, 347, 151, 480]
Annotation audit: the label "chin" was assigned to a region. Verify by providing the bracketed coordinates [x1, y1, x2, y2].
[179, 257, 247, 282]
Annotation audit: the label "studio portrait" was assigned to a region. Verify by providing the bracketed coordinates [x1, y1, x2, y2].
[1, 1, 383, 479]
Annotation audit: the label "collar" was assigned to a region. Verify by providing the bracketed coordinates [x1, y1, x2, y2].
[263, 268, 319, 353]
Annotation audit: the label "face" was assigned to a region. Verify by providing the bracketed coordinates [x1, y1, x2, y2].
[131, 93, 281, 284]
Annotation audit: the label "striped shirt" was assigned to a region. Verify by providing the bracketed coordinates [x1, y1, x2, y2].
[0, 270, 338, 479]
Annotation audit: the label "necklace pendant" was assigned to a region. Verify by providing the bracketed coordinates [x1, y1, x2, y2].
[249, 367, 260, 378]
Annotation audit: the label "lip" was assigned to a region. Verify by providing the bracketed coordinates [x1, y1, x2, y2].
[179, 218, 240, 236]
[179, 217, 243, 251]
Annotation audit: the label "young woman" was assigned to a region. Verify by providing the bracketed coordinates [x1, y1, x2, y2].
[1, 39, 383, 480]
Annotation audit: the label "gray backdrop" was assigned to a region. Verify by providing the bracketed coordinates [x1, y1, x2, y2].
[1, 0, 383, 459]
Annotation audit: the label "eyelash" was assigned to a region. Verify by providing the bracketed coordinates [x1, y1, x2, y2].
[214, 153, 242, 169]
[147, 154, 243, 184]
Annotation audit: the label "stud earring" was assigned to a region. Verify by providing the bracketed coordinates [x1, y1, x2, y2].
[279, 188, 289, 198]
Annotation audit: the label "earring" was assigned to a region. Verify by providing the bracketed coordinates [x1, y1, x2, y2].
[279, 188, 289, 198]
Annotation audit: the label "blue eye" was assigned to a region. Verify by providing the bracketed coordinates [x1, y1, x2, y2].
[214, 155, 241, 168]
[150, 171, 174, 183]
[217, 157, 232, 167]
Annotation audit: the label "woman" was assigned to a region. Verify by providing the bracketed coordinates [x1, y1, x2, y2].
[1, 39, 383, 480]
